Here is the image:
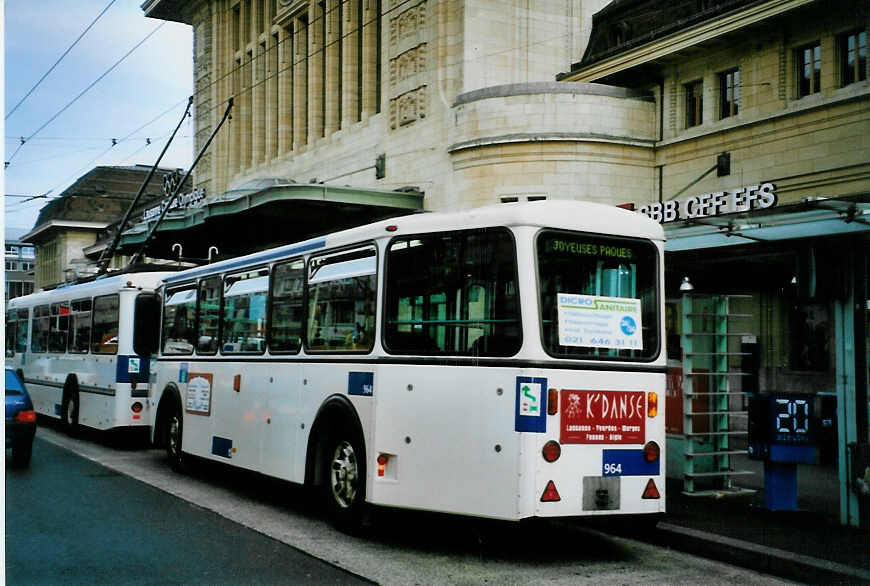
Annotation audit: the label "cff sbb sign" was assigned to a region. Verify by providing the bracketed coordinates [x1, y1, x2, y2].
[638, 182, 777, 223]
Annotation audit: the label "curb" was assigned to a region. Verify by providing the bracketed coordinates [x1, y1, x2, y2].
[657, 522, 870, 585]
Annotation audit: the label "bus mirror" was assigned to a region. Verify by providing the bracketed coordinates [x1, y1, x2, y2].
[134, 293, 161, 356]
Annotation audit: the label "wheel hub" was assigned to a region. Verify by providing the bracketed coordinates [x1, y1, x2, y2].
[330, 440, 358, 509]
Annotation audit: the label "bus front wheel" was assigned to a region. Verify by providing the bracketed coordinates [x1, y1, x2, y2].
[165, 402, 186, 472]
[61, 390, 79, 436]
[321, 430, 366, 531]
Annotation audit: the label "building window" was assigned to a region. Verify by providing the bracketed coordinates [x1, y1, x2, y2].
[685, 80, 703, 128]
[796, 42, 821, 97]
[839, 30, 867, 87]
[719, 68, 740, 119]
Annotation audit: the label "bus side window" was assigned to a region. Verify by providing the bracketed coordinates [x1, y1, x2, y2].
[269, 259, 304, 353]
[31, 305, 50, 353]
[6, 311, 16, 357]
[49, 301, 70, 353]
[221, 269, 268, 354]
[162, 288, 197, 355]
[92, 295, 120, 355]
[197, 277, 222, 354]
[69, 299, 92, 354]
[306, 246, 376, 352]
[384, 230, 521, 356]
[15, 309, 29, 354]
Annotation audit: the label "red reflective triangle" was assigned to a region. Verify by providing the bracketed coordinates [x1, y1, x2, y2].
[540, 480, 561, 502]
[642, 478, 661, 499]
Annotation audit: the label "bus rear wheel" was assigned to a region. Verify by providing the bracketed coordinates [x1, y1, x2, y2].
[322, 431, 366, 531]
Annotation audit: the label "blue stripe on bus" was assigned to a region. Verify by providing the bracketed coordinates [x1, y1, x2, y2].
[602, 449, 660, 476]
[163, 239, 327, 284]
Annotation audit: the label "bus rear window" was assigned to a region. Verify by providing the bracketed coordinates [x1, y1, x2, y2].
[537, 230, 659, 361]
[384, 228, 521, 356]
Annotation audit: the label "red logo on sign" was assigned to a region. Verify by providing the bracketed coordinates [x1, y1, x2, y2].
[560, 390, 645, 444]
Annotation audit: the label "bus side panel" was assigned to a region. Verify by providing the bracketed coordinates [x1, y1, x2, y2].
[369, 364, 522, 520]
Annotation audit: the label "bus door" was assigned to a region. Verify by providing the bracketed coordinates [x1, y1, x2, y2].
[213, 270, 270, 469]
[261, 259, 305, 479]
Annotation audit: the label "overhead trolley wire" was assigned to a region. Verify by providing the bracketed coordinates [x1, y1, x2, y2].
[5, 20, 166, 166]
[5, 0, 118, 121]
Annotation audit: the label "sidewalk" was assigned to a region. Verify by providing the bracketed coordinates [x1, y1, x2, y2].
[658, 459, 869, 584]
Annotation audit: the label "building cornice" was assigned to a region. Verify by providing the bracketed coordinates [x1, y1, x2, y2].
[560, 0, 816, 82]
[21, 220, 110, 243]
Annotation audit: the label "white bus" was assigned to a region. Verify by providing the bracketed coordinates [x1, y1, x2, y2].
[148, 201, 666, 528]
[6, 272, 171, 433]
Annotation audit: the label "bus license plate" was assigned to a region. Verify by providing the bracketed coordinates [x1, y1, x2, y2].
[560, 390, 645, 444]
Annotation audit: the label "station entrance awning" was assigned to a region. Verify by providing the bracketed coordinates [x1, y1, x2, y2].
[665, 200, 870, 252]
[115, 180, 424, 261]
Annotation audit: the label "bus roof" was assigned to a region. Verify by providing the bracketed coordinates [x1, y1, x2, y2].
[7, 271, 173, 309]
[163, 200, 664, 286]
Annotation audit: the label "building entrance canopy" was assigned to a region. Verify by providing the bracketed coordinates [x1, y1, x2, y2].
[116, 180, 423, 262]
[665, 200, 870, 252]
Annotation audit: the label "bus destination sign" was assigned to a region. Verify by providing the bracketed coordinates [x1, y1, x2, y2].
[560, 390, 645, 444]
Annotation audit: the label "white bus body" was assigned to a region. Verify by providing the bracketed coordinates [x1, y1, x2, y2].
[6, 272, 171, 432]
[150, 201, 666, 525]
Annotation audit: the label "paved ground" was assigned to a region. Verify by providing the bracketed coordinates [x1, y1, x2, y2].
[6, 438, 373, 586]
[13, 425, 795, 586]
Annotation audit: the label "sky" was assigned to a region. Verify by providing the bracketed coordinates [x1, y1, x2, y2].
[3, 0, 194, 233]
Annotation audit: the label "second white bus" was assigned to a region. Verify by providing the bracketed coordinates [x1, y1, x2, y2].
[6, 271, 171, 433]
[147, 201, 666, 528]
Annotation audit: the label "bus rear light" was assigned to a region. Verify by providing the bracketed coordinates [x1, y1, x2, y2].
[16, 410, 36, 423]
[647, 392, 658, 418]
[131, 402, 143, 413]
[547, 388, 558, 415]
[377, 453, 389, 477]
[542, 440, 561, 463]
[643, 441, 660, 463]
[540, 480, 561, 502]
[642, 478, 661, 499]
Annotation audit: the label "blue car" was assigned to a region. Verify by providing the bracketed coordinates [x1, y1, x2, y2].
[6, 368, 36, 467]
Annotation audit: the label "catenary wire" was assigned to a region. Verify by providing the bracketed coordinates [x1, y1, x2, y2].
[5, 0, 119, 120]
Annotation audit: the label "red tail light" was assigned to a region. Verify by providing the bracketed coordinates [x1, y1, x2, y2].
[131, 402, 143, 413]
[377, 454, 388, 477]
[540, 480, 561, 502]
[16, 410, 36, 423]
[643, 441, 660, 463]
[541, 440, 561, 463]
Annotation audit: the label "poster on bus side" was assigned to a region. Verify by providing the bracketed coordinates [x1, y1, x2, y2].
[556, 293, 643, 350]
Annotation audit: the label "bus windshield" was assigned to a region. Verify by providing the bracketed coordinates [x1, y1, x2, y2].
[537, 230, 659, 361]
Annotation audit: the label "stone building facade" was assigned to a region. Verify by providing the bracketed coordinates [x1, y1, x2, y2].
[141, 0, 665, 213]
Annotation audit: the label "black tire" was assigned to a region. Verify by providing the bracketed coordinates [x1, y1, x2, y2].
[61, 390, 80, 436]
[12, 440, 33, 468]
[165, 400, 186, 472]
[321, 429, 366, 531]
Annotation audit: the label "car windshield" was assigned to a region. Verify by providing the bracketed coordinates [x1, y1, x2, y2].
[5, 370, 24, 395]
